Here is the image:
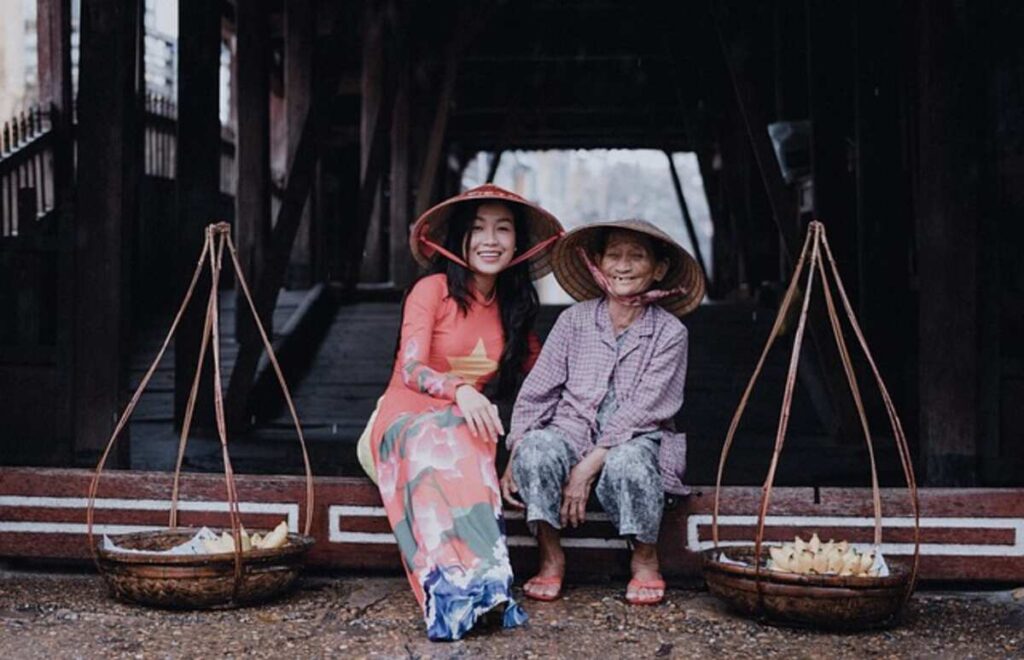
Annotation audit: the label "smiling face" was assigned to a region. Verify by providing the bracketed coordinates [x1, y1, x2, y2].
[463, 202, 517, 276]
[597, 229, 669, 298]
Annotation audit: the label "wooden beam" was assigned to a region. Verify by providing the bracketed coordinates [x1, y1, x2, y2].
[35, 0, 74, 451]
[173, 0, 222, 429]
[234, 0, 272, 341]
[6, 467, 1024, 583]
[36, 0, 72, 192]
[696, 148, 733, 299]
[342, 3, 394, 288]
[357, 3, 390, 284]
[914, 0, 982, 486]
[711, 7, 799, 264]
[413, 37, 461, 218]
[388, 9, 415, 289]
[285, 0, 315, 288]
[485, 150, 503, 183]
[223, 17, 351, 429]
[224, 84, 327, 430]
[806, 0, 858, 301]
[73, 0, 142, 461]
[665, 150, 709, 278]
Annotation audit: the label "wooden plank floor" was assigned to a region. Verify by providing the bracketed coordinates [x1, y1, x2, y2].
[127, 289, 313, 471]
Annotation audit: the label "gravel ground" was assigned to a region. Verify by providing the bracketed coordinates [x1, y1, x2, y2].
[0, 568, 1021, 659]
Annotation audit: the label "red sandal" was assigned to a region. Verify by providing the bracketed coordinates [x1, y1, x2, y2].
[523, 575, 563, 602]
[625, 577, 665, 605]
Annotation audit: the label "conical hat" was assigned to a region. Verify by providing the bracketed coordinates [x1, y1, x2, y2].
[409, 184, 564, 280]
[552, 219, 706, 317]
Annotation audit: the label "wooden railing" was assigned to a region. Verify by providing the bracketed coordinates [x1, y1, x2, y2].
[0, 106, 55, 238]
[144, 92, 237, 194]
[144, 92, 178, 179]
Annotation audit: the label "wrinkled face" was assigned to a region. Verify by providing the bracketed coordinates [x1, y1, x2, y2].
[464, 202, 517, 275]
[597, 230, 669, 297]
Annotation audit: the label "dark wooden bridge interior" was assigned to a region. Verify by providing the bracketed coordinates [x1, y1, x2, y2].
[2, 0, 1023, 494]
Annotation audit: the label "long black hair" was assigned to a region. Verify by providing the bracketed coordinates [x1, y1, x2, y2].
[430, 200, 539, 399]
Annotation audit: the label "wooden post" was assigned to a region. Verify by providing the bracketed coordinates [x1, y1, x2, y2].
[286, 0, 315, 288]
[235, 0, 272, 340]
[36, 0, 74, 453]
[36, 0, 72, 193]
[343, 3, 393, 288]
[413, 44, 459, 218]
[73, 0, 142, 461]
[388, 15, 415, 289]
[173, 0, 221, 428]
[806, 0, 858, 300]
[358, 3, 389, 283]
[914, 0, 982, 485]
[223, 15, 351, 429]
[485, 150, 503, 184]
[851, 0, 914, 429]
[696, 147, 733, 299]
[665, 150, 708, 278]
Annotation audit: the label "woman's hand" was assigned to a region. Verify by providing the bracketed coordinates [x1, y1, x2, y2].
[455, 385, 504, 443]
[561, 448, 608, 527]
[500, 461, 525, 509]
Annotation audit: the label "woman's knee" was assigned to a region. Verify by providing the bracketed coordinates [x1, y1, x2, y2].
[512, 432, 563, 475]
[602, 443, 659, 488]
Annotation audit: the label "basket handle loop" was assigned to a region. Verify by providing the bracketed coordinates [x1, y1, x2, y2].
[818, 230, 921, 597]
[224, 233, 316, 536]
[713, 220, 920, 606]
[205, 226, 246, 592]
[711, 225, 816, 548]
[86, 232, 213, 568]
[750, 223, 822, 597]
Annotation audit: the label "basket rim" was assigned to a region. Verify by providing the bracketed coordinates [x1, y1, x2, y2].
[701, 545, 911, 589]
[96, 527, 315, 566]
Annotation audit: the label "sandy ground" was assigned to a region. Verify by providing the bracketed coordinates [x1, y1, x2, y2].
[1, 567, 1022, 659]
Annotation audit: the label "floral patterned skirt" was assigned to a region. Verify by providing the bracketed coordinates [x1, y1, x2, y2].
[372, 404, 527, 641]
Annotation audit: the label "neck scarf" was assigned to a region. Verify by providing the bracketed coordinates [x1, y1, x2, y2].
[578, 247, 687, 307]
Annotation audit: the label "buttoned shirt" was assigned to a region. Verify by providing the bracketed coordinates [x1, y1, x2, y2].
[509, 298, 690, 494]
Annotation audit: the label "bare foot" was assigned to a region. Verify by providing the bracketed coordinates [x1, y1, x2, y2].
[524, 522, 565, 600]
[626, 542, 665, 604]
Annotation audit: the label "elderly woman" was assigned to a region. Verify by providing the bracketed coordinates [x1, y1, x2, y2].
[500, 219, 704, 605]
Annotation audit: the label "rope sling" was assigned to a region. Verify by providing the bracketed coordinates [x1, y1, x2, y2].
[710, 220, 921, 606]
[85, 222, 314, 598]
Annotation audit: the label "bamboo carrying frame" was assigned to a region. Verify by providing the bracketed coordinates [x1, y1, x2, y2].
[705, 221, 921, 627]
[85, 223, 314, 607]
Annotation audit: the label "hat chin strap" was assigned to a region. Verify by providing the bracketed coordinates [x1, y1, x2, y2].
[418, 232, 563, 272]
[578, 247, 686, 307]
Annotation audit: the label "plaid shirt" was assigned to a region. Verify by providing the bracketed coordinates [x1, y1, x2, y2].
[509, 298, 690, 494]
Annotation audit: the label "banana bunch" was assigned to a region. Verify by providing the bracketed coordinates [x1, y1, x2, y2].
[766, 533, 881, 577]
[201, 521, 290, 554]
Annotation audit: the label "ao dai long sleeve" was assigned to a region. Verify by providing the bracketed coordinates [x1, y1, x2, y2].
[509, 298, 690, 494]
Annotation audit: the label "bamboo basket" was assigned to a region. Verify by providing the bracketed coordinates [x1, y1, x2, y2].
[86, 223, 316, 609]
[701, 221, 921, 630]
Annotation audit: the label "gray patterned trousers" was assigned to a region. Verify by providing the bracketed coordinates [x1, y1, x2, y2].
[511, 429, 664, 544]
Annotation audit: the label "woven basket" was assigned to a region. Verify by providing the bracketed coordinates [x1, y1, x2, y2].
[702, 547, 911, 630]
[96, 529, 314, 609]
[702, 221, 920, 630]
[86, 224, 316, 610]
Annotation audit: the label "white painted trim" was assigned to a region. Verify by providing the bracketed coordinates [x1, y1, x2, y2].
[686, 514, 1024, 557]
[0, 496, 300, 533]
[327, 504, 624, 549]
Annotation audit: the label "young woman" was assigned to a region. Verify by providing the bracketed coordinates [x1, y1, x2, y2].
[502, 219, 705, 606]
[362, 184, 563, 640]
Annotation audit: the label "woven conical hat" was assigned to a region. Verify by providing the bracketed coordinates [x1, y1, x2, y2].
[552, 219, 706, 317]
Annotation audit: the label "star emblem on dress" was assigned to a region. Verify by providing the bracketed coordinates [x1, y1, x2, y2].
[446, 338, 498, 387]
